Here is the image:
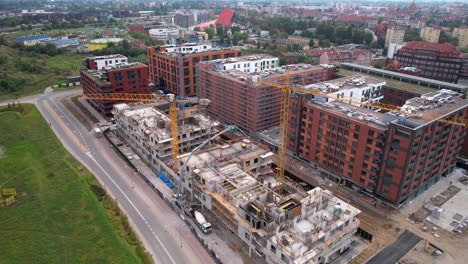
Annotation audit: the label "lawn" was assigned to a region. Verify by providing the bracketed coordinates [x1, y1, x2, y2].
[3, 27, 86, 41]
[0, 45, 86, 101]
[0, 105, 143, 264]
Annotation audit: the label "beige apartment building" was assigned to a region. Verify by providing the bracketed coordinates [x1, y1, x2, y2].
[385, 27, 405, 48]
[452, 27, 468, 47]
[420, 27, 441, 43]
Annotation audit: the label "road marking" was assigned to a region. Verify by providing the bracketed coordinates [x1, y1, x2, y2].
[43, 101, 88, 153]
[85, 152, 177, 264]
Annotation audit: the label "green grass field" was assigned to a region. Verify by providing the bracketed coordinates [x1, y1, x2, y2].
[0, 45, 86, 101]
[0, 105, 143, 264]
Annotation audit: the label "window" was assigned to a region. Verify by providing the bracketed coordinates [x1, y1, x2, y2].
[271, 245, 276, 254]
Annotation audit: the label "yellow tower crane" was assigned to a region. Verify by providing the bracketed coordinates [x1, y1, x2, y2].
[257, 78, 467, 196]
[80, 93, 210, 163]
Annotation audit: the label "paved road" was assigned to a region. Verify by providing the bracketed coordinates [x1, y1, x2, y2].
[2, 89, 215, 264]
[366, 230, 422, 264]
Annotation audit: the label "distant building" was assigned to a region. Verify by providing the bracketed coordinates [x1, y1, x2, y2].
[13, 34, 51, 46]
[147, 43, 241, 96]
[197, 55, 334, 132]
[83, 54, 128, 70]
[287, 35, 311, 46]
[304, 45, 372, 66]
[452, 27, 468, 47]
[420, 27, 441, 43]
[175, 10, 211, 28]
[385, 28, 405, 48]
[148, 27, 180, 42]
[81, 55, 151, 116]
[393, 41, 464, 83]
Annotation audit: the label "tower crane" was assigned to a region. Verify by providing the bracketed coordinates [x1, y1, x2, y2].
[80, 93, 210, 163]
[256, 78, 467, 196]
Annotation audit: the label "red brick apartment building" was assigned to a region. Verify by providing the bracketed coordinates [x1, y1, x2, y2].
[81, 56, 151, 116]
[197, 54, 335, 133]
[147, 43, 241, 97]
[289, 82, 468, 205]
[393, 41, 464, 83]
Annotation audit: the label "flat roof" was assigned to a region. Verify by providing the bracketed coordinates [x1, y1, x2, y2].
[306, 74, 385, 92]
[338, 68, 436, 94]
[207, 63, 325, 84]
[341, 63, 467, 93]
[307, 100, 388, 130]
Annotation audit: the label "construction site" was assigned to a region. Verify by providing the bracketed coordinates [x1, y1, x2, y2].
[112, 101, 220, 185]
[78, 53, 468, 264]
[177, 139, 362, 264]
[96, 94, 365, 264]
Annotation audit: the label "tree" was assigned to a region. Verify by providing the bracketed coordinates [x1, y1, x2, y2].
[438, 32, 459, 45]
[193, 26, 201, 32]
[216, 23, 224, 37]
[232, 31, 243, 45]
[404, 30, 422, 42]
[288, 43, 302, 52]
[204, 27, 215, 40]
[319, 39, 330, 47]
[296, 54, 315, 64]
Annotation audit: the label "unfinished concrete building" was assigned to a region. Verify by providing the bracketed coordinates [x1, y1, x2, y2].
[112, 102, 219, 177]
[178, 140, 361, 264]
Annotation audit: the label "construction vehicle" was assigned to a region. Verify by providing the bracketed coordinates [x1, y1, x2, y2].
[93, 127, 103, 137]
[257, 76, 467, 195]
[193, 210, 212, 234]
[81, 93, 210, 163]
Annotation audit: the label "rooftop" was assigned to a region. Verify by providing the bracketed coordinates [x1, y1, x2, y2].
[82, 62, 148, 83]
[400, 89, 468, 127]
[202, 63, 326, 84]
[399, 41, 462, 58]
[306, 75, 385, 92]
[341, 62, 467, 93]
[85, 54, 127, 61]
[208, 54, 277, 65]
[13, 34, 50, 42]
[307, 100, 388, 130]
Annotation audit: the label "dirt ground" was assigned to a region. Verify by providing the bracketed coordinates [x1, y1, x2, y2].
[347, 169, 468, 264]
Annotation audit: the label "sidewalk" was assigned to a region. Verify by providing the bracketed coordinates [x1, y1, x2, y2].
[77, 97, 106, 124]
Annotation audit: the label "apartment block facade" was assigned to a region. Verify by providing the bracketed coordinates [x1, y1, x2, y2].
[385, 27, 405, 48]
[147, 44, 241, 97]
[420, 27, 441, 43]
[81, 58, 151, 116]
[197, 55, 334, 133]
[289, 86, 468, 205]
[452, 27, 468, 47]
[393, 41, 464, 83]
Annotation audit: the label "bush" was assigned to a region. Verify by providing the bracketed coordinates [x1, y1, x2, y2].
[136, 246, 153, 264]
[90, 184, 106, 201]
[125, 229, 140, 245]
[121, 214, 129, 230]
[102, 195, 117, 211]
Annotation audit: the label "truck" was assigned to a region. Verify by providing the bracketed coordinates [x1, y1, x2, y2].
[194, 211, 212, 234]
[93, 127, 103, 137]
